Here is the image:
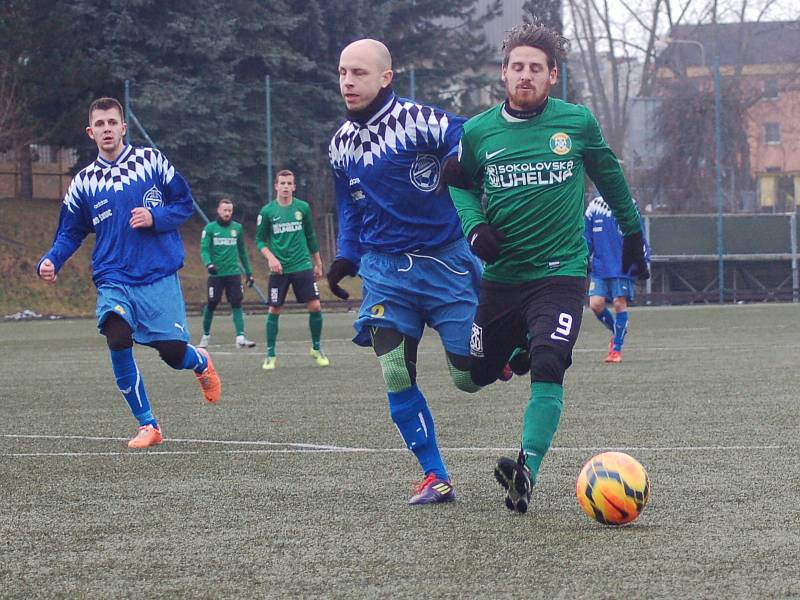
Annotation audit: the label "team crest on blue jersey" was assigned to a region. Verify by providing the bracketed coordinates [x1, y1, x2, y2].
[143, 185, 163, 208]
[549, 132, 572, 156]
[410, 154, 441, 192]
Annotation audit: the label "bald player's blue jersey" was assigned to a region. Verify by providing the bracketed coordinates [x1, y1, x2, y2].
[39, 145, 194, 286]
[584, 196, 650, 279]
[329, 92, 466, 264]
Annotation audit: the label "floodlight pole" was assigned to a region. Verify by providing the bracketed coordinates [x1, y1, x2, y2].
[124, 80, 131, 146]
[713, 56, 724, 304]
[266, 75, 273, 203]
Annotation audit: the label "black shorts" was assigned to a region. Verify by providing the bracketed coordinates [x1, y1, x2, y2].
[470, 276, 586, 381]
[207, 275, 243, 309]
[268, 269, 320, 307]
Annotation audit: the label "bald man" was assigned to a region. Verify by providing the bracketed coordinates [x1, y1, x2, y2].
[326, 39, 483, 505]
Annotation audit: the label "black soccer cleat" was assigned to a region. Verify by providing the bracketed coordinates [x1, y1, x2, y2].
[494, 449, 532, 514]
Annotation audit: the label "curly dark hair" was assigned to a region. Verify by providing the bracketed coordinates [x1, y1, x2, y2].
[501, 21, 569, 70]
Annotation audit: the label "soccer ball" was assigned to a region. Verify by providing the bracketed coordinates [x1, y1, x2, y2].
[576, 451, 651, 525]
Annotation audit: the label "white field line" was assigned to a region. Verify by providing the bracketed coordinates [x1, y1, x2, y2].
[0, 433, 784, 458]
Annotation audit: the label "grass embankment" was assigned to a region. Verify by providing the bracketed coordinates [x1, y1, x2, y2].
[0, 197, 359, 317]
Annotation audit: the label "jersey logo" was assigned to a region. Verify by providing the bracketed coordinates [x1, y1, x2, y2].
[470, 323, 484, 357]
[231, 229, 237, 237]
[294, 211, 302, 221]
[370, 304, 385, 318]
[485, 148, 506, 160]
[409, 153, 440, 192]
[143, 185, 163, 208]
[549, 132, 572, 156]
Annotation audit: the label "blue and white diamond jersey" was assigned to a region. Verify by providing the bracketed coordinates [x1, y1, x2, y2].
[329, 93, 467, 263]
[41, 144, 195, 286]
[584, 196, 650, 280]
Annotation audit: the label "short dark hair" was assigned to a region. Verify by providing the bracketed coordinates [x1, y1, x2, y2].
[218, 197, 233, 207]
[88, 97, 125, 123]
[275, 169, 294, 182]
[501, 21, 569, 70]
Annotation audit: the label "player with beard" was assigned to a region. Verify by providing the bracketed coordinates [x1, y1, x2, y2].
[198, 197, 257, 349]
[445, 22, 650, 514]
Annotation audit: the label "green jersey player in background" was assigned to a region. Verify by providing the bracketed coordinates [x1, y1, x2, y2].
[445, 22, 649, 514]
[199, 197, 257, 349]
[256, 169, 328, 370]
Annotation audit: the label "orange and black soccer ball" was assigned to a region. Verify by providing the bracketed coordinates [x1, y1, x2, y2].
[576, 451, 651, 525]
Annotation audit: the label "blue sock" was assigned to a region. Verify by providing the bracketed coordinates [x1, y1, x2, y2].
[388, 385, 448, 480]
[596, 307, 615, 332]
[614, 311, 629, 351]
[110, 348, 157, 428]
[180, 344, 208, 373]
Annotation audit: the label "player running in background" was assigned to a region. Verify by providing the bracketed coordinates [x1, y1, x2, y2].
[585, 195, 651, 363]
[37, 97, 221, 449]
[256, 170, 328, 370]
[446, 23, 649, 514]
[327, 38, 483, 505]
[198, 197, 257, 349]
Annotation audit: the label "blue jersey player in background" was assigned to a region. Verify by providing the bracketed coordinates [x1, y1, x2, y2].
[584, 196, 651, 363]
[37, 97, 222, 449]
[326, 39, 482, 505]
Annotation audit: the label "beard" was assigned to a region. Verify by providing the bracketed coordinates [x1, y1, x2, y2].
[506, 83, 547, 111]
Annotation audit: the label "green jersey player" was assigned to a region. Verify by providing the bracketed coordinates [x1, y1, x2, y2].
[198, 197, 256, 349]
[446, 22, 649, 514]
[256, 169, 328, 369]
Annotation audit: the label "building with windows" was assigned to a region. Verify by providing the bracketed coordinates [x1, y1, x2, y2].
[657, 21, 800, 212]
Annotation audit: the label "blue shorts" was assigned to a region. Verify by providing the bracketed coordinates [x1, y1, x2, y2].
[96, 273, 190, 344]
[588, 276, 635, 302]
[353, 238, 482, 356]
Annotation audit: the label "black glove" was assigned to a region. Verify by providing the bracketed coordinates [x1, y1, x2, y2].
[438, 155, 471, 193]
[207, 264, 217, 275]
[327, 258, 358, 300]
[621, 231, 650, 280]
[245, 274, 255, 288]
[468, 224, 506, 264]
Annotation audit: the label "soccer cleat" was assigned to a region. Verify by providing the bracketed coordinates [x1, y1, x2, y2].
[127, 425, 163, 449]
[262, 356, 277, 370]
[236, 335, 256, 349]
[605, 349, 622, 363]
[494, 450, 533, 514]
[309, 348, 330, 367]
[408, 473, 456, 505]
[498, 363, 513, 381]
[195, 347, 221, 403]
[198, 334, 210, 349]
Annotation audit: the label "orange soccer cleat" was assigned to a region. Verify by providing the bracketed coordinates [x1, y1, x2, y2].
[195, 347, 222, 403]
[605, 349, 622, 363]
[127, 425, 163, 449]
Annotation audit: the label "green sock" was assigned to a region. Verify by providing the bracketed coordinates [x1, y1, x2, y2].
[232, 307, 245, 336]
[266, 313, 279, 357]
[521, 381, 564, 482]
[202, 307, 214, 335]
[309, 311, 323, 351]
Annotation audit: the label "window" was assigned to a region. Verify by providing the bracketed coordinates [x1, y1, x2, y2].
[764, 123, 780, 144]
[763, 79, 779, 99]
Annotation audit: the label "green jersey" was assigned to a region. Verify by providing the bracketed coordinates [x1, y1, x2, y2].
[451, 98, 641, 284]
[255, 198, 320, 274]
[200, 219, 252, 277]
